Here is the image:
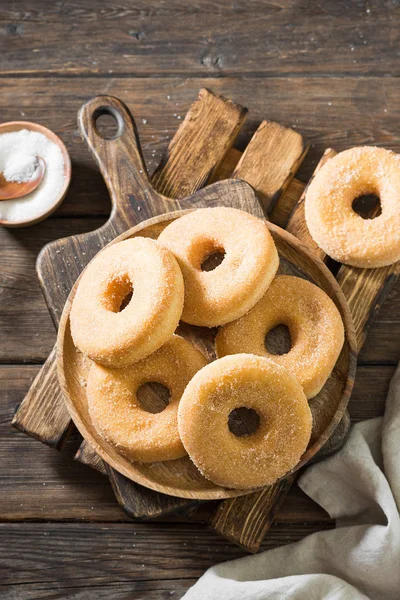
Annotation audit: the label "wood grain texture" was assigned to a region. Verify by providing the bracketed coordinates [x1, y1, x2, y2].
[2, 76, 400, 219]
[270, 177, 306, 228]
[286, 149, 337, 260]
[0, 77, 400, 217]
[0, 1, 399, 76]
[0, 522, 333, 598]
[11, 346, 72, 449]
[152, 88, 247, 196]
[337, 262, 400, 353]
[74, 439, 107, 475]
[2, 75, 399, 365]
[211, 147, 242, 183]
[233, 120, 308, 214]
[309, 409, 351, 463]
[108, 469, 199, 520]
[210, 475, 297, 552]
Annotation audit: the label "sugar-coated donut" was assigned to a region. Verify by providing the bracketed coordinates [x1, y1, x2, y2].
[178, 354, 312, 489]
[305, 146, 400, 268]
[70, 237, 184, 368]
[87, 335, 207, 462]
[216, 275, 344, 399]
[158, 207, 279, 327]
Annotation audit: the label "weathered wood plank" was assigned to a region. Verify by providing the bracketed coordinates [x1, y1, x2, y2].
[2, 364, 390, 522]
[285, 149, 337, 259]
[9, 346, 72, 448]
[211, 147, 241, 183]
[75, 439, 107, 475]
[0, 522, 333, 599]
[360, 323, 400, 364]
[1, 76, 400, 216]
[210, 474, 297, 552]
[151, 88, 247, 197]
[270, 177, 306, 228]
[0, 218, 103, 363]
[232, 120, 307, 214]
[0, 1, 398, 76]
[0, 580, 197, 600]
[337, 262, 400, 353]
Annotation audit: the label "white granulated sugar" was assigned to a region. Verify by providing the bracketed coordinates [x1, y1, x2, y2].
[0, 129, 65, 222]
[3, 153, 38, 183]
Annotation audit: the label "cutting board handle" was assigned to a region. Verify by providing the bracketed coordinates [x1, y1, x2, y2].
[78, 95, 166, 226]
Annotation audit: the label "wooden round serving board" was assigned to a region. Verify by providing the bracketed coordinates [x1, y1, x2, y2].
[58, 207, 356, 500]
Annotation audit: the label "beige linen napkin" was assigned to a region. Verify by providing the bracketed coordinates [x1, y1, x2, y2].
[183, 364, 400, 600]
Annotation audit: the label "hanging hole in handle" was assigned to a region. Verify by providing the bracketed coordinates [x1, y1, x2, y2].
[93, 106, 124, 140]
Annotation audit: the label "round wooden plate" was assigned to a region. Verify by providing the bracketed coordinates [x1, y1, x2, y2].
[57, 208, 357, 500]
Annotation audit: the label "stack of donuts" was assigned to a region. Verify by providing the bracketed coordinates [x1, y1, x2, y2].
[70, 205, 345, 490]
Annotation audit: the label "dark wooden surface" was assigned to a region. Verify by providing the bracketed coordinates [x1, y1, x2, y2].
[1, 2, 400, 598]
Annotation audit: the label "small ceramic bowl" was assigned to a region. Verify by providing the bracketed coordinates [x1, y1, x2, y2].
[0, 121, 72, 228]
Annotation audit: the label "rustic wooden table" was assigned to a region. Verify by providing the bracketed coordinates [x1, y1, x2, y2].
[1, 2, 399, 598]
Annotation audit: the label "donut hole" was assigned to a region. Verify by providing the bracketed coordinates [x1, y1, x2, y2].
[103, 276, 134, 313]
[352, 193, 382, 219]
[228, 407, 260, 437]
[265, 324, 292, 355]
[201, 249, 225, 272]
[191, 238, 225, 272]
[137, 382, 170, 414]
[119, 289, 133, 312]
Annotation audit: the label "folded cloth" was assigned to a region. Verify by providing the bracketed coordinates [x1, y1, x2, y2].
[183, 364, 400, 600]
